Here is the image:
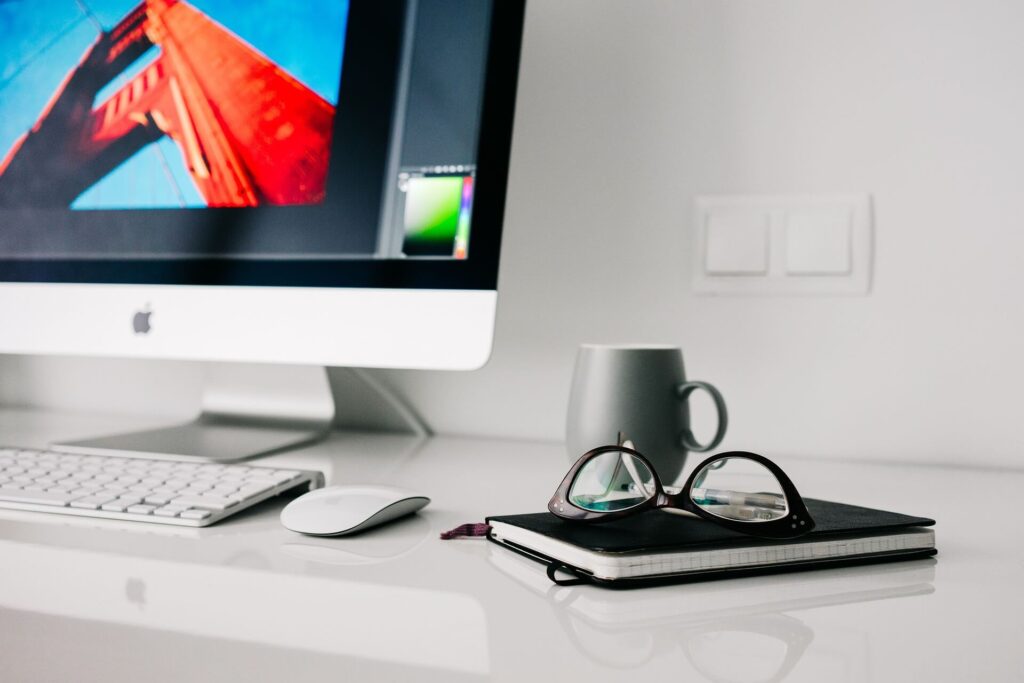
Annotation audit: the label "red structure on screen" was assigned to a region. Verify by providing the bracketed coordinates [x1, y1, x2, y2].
[0, 0, 336, 207]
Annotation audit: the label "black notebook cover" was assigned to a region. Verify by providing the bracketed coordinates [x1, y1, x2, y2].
[487, 499, 936, 588]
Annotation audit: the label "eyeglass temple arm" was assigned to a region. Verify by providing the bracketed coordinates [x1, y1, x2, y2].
[690, 487, 787, 511]
[618, 451, 657, 497]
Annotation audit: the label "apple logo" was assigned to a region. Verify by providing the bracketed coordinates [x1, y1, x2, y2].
[132, 306, 153, 335]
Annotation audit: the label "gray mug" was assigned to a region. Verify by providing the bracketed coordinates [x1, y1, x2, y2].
[565, 344, 728, 483]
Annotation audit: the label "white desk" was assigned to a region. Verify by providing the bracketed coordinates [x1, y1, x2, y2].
[0, 409, 1020, 682]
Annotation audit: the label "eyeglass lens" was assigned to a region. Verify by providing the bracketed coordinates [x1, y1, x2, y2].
[568, 450, 656, 512]
[689, 456, 789, 522]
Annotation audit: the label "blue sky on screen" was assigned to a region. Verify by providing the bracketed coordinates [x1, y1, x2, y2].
[0, 0, 349, 209]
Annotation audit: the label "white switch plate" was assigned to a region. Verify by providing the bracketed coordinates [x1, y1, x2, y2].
[692, 194, 873, 295]
[784, 208, 852, 275]
[705, 210, 769, 275]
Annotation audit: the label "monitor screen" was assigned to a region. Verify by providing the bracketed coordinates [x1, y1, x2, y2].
[0, 0, 521, 289]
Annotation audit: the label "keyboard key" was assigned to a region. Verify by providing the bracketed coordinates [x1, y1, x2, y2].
[168, 495, 238, 511]
[154, 506, 188, 518]
[70, 486, 103, 496]
[127, 505, 157, 515]
[101, 501, 130, 512]
[180, 509, 212, 520]
[242, 478, 280, 489]
[71, 495, 118, 510]
[144, 494, 174, 506]
[0, 487, 77, 506]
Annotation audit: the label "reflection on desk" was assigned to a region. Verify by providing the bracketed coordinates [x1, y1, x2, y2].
[490, 545, 935, 681]
[0, 535, 487, 679]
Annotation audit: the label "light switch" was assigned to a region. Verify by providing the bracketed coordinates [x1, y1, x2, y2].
[784, 208, 852, 275]
[693, 194, 872, 295]
[704, 210, 769, 275]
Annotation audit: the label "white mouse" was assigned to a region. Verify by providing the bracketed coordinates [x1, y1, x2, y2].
[280, 485, 430, 536]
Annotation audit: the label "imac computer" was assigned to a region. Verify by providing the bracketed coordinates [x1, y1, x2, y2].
[0, 0, 525, 461]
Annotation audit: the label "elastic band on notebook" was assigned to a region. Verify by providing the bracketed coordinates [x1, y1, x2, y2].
[546, 562, 589, 586]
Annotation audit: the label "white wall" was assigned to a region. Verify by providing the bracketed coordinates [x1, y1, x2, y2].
[3, 0, 1024, 467]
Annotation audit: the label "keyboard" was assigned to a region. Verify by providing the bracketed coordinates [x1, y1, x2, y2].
[0, 447, 324, 527]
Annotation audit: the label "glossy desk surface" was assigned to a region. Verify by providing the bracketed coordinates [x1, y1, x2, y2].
[0, 410, 1020, 682]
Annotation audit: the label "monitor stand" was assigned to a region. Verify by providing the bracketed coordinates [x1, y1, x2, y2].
[52, 363, 428, 462]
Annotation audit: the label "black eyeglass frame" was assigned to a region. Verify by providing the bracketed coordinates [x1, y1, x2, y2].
[548, 446, 815, 539]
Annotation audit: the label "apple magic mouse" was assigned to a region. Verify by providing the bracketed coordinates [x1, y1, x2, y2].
[280, 485, 430, 536]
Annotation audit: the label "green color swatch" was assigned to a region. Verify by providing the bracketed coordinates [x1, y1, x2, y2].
[402, 176, 463, 256]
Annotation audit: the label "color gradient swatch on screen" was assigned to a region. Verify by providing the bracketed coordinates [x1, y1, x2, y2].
[402, 176, 470, 257]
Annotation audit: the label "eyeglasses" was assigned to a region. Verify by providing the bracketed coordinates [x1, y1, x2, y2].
[548, 442, 815, 539]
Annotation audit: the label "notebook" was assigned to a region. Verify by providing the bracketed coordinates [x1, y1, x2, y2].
[486, 499, 936, 587]
[488, 542, 936, 626]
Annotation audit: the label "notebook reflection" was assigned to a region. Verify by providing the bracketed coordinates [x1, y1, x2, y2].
[489, 547, 935, 680]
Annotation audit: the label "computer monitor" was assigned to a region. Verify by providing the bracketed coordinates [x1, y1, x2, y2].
[0, 0, 525, 460]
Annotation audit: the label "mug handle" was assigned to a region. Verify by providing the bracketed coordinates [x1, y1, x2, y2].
[675, 381, 728, 452]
